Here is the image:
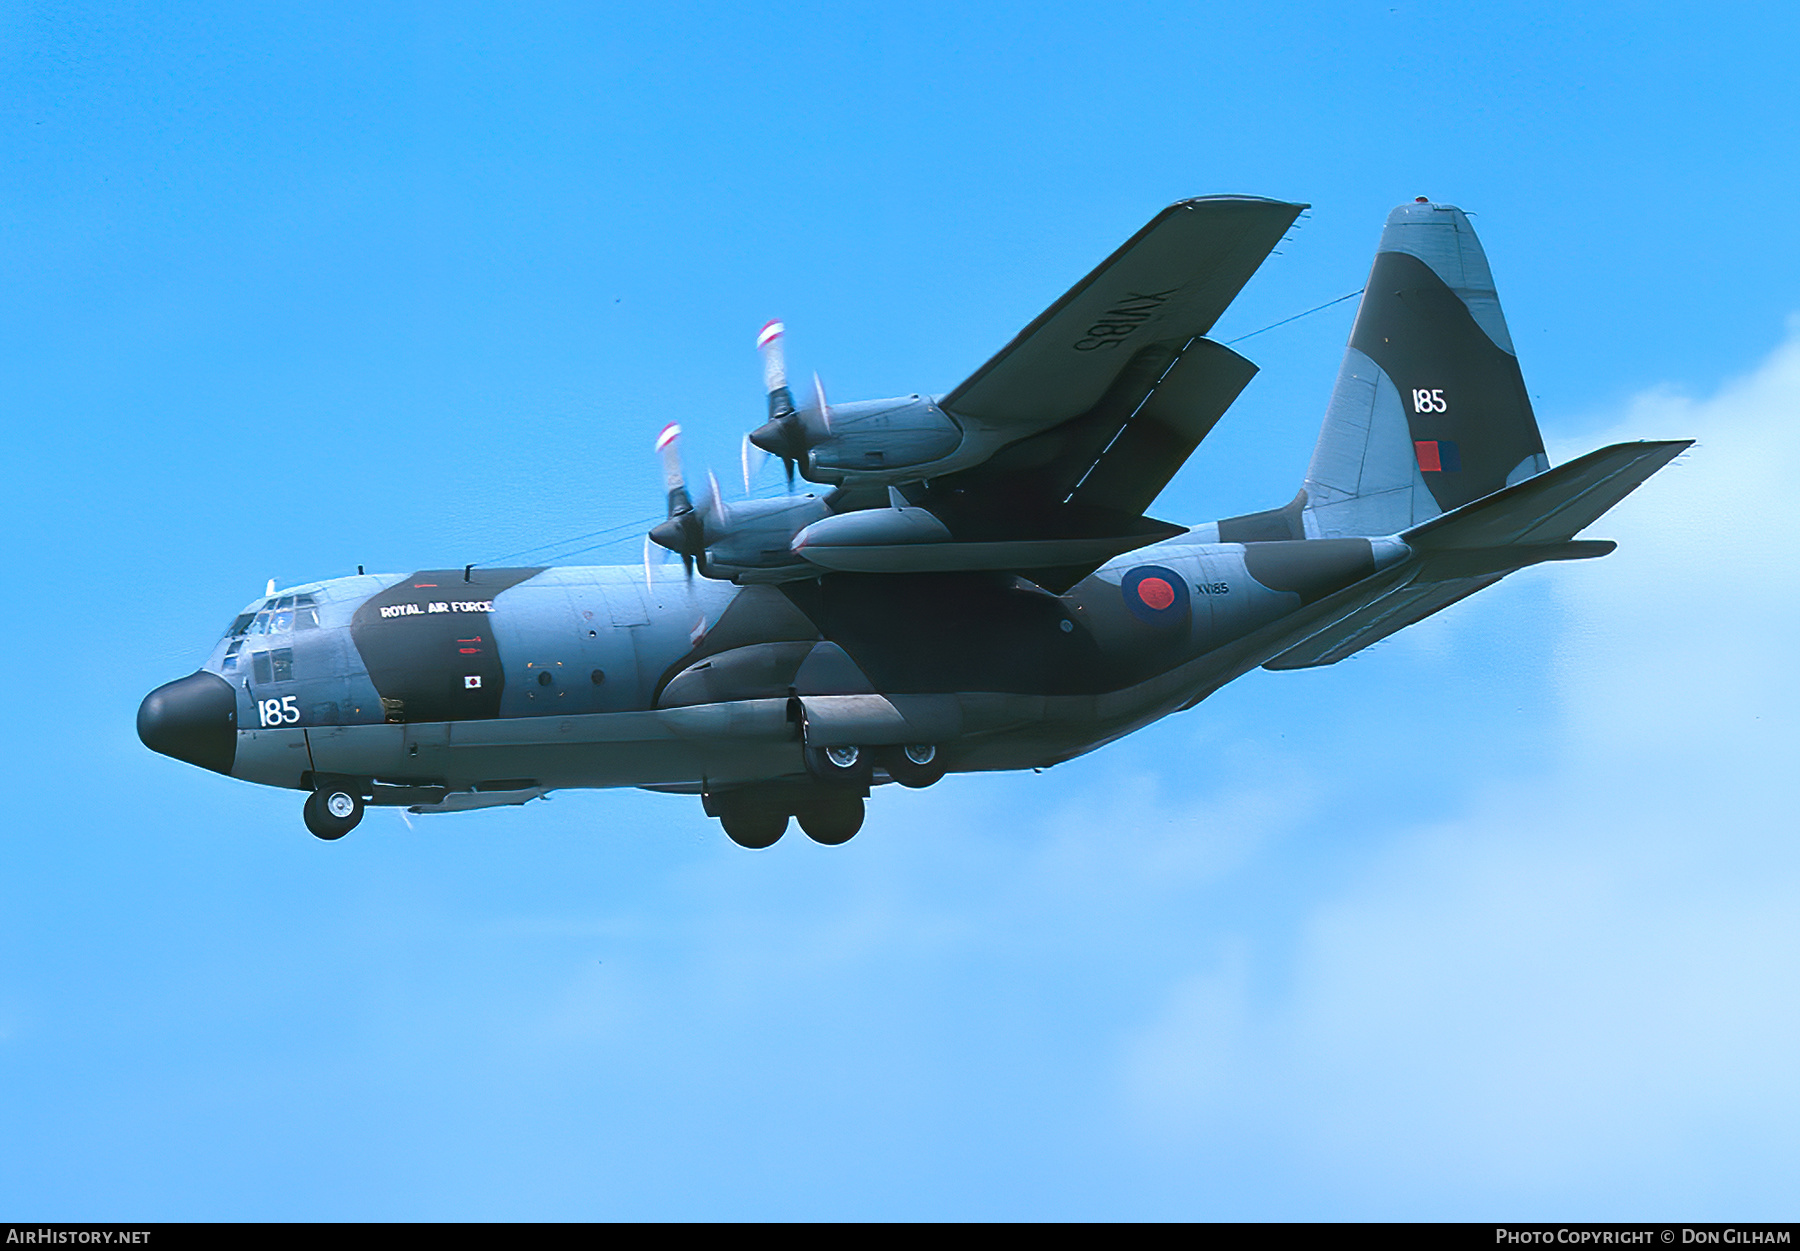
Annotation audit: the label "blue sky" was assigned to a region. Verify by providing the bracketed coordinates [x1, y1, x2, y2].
[4, 1, 1798, 1220]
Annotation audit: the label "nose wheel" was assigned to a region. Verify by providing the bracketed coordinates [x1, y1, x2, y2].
[303, 787, 365, 840]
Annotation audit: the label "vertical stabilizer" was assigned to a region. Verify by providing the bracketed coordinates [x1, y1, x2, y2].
[1303, 200, 1549, 538]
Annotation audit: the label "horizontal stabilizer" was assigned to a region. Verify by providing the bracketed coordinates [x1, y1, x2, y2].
[1403, 439, 1690, 551]
[1262, 571, 1499, 670]
[1263, 440, 1687, 670]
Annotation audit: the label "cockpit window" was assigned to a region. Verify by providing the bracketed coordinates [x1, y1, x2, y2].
[229, 594, 319, 639]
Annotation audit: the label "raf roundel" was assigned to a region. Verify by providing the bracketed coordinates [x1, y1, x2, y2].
[1121, 565, 1191, 626]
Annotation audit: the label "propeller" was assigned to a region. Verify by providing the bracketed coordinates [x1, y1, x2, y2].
[649, 422, 703, 578]
[747, 319, 831, 486]
[647, 422, 733, 582]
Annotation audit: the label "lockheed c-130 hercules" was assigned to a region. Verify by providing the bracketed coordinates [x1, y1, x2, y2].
[139, 196, 1688, 847]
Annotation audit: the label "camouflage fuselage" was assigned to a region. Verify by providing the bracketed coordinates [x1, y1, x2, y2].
[204, 534, 1402, 803]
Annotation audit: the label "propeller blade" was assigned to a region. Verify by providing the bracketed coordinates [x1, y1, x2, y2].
[747, 318, 813, 491]
[758, 320, 794, 420]
[643, 534, 655, 592]
[812, 373, 832, 435]
[741, 433, 770, 494]
[656, 421, 682, 486]
[706, 469, 729, 531]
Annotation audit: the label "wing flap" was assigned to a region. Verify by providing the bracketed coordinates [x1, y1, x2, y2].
[1067, 337, 1260, 516]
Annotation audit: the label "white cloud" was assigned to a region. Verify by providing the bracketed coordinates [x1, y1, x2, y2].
[1115, 329, 1800, 1214]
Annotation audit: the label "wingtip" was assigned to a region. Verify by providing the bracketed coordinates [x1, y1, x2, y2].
[1169, 194, 1310, 213]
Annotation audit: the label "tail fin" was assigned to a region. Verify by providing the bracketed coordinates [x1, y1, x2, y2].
[1303, 200, 1550, 538]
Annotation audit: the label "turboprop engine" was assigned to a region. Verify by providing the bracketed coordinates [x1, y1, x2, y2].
[745, 321, 964, 485]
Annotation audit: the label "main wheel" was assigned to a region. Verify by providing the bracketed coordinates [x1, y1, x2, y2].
[796, 791, 864, 846]
[804, 743, 872, 786]
[884, 743, 946, 789]
[720, 808, 787, 849]
[303, 787, 363, 840]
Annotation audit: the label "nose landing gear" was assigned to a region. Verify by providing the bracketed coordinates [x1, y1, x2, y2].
[303, 786, 365, 840]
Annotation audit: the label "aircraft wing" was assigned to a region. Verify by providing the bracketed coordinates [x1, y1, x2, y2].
[942, 196, 1306, 431]
[715, 198, 1307, 591]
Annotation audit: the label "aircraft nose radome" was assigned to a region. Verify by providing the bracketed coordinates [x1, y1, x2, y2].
[137, 671, 238, 776]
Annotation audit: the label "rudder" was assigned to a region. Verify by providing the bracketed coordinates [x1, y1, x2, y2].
[1303, 200, 1549, 538]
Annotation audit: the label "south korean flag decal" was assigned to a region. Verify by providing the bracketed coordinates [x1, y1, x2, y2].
[1121, 565, 1191, 627]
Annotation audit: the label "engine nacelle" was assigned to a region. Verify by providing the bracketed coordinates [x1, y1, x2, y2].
[804, 396, 962, 480]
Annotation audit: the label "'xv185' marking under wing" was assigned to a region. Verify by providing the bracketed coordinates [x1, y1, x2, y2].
[139, 196, 1688, 848]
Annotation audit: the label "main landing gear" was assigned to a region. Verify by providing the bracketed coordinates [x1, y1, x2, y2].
[710, 785, 865, 849]
[303, 785, 365, 840]
[803, 743, 947, 789]
[707, 742, 946, 849]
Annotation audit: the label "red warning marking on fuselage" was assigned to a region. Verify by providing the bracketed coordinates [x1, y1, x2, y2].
[1137, 577, 1176, 611]
[1414, 441, 1442, 472]
[457, 637, 483, 644]
[414, 583, 439, 589]
[458, 648, 482, 655]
